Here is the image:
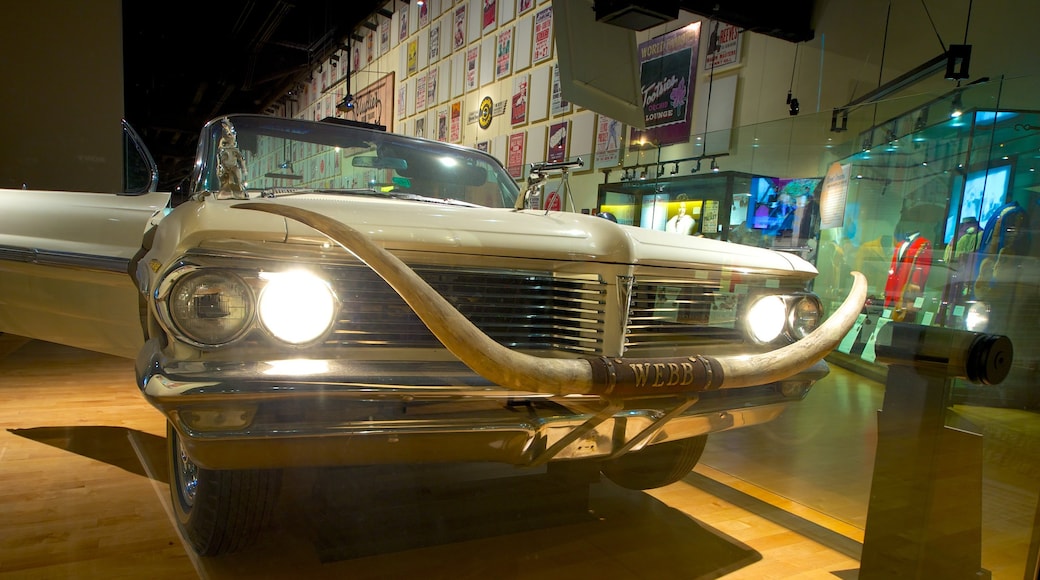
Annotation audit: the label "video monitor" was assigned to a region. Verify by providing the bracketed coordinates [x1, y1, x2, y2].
[944, 164, 1011, 244]
[747, 176, 821, 234]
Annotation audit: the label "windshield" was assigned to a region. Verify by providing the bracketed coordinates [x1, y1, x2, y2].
[190, 115, 519, 207]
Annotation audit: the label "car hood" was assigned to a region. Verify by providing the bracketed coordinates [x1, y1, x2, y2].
[163, 195, 816, 275]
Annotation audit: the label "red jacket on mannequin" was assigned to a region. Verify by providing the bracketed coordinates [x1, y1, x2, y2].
[884, 232, 932, 321]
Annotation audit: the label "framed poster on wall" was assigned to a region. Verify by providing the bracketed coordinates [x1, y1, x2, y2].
[511, 74, 529, 125]
[496, 27, 513, 79]
[507, 131, 526, 178]
[547, 120, 569, 162]
[532, 7, 553, 63]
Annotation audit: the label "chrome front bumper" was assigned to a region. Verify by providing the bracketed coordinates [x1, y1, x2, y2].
[137, 340, 827, 470]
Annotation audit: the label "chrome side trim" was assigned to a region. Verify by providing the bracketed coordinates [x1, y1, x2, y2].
[0, 244, 130, 273]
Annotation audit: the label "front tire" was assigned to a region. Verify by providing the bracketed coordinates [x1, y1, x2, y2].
[601, 435, 707, 490]
[167, 422, 281, 556]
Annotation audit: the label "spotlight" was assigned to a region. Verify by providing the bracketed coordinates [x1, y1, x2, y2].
[945, 44, 972, 80]
[670, 163, 679, 175]
[690, 159, 702, 174]
[788, 97, 800, 116]
[337, 94, 355, 113]
[710, 158, 719, 172]
[950, 92, 964, 118]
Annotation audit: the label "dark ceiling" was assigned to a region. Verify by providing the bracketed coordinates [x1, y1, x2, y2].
[123, 1, 813, 192]
[123, 0, 383, 191]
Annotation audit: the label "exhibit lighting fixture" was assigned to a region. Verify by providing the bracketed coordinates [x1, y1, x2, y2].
[670, 163, 679, 175]
[363, 20, 378, 31]
[710, 158, 720, 172]
[950, 91, 964, 118]
[377, 8, 394, 18]
[337, 94, 355, 112]
[690, 159, 701, 174]
[788, 96, 800, 116]
[945, 44, 972, 80]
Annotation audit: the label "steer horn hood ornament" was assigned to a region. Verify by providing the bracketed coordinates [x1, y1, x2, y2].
[234, 203, 867, 398]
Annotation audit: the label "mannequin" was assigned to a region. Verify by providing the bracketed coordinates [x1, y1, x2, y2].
[884, 230, 932, 322]
[943, 216, 981, 263]
[973, 201, 1029, 301]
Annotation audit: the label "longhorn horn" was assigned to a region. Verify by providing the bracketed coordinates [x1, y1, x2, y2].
[234, 203, 866, 398]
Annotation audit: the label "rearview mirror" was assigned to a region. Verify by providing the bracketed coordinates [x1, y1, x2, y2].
[352, 156, 408, 170]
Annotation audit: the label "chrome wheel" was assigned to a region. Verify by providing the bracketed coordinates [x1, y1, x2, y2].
[166, 421, 282, 556]
[173, 435, 199, 509]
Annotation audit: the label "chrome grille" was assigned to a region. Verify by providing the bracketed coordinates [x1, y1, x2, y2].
[624, 272, 808, 351]
[325, 266, 606, 353]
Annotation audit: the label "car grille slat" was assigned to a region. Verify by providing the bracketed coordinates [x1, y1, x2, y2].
[324, 266, 606, 354]
[625, 278, 743, 350]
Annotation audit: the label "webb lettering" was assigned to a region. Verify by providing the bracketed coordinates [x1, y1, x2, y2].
[627, 361, 696, 388]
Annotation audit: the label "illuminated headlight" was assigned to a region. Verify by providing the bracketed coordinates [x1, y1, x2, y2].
[258, 271, 336, 344]
[789, 296, 822, 339]
[745, 295, 787, 344]
[964, 301, 990, 332]
[169, 271, 254, 346]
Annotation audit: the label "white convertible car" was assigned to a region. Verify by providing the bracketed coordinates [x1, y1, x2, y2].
[0, 114, 864, 556]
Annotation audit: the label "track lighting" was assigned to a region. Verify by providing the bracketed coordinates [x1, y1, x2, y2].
[670, 163, 679, 175]
[337, 94, 355, 113]
[710, 158, 719, 172]
[690, 159, 701, 174]
[950, 91, 964, 118]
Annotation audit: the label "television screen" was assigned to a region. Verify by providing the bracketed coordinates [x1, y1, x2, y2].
[944, 164, 1011, 244]
[747, 176, 821, 234]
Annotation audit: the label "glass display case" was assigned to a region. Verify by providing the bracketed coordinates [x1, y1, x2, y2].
[596, 170, 823, 260]
[819, 107, 1040, 409]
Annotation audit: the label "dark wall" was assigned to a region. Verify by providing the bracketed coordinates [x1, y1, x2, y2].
[0, 0, 124, 192]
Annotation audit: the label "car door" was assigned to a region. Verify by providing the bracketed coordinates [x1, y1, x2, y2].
[0, 122, 171, 358]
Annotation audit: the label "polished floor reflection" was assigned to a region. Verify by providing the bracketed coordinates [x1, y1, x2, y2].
[0, 336, 1035, 578]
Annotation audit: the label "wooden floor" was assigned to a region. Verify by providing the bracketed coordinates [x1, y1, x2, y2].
[0, 336, 1036, 579]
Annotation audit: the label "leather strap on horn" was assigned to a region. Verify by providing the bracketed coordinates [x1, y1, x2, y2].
[589, 355, 725, 397]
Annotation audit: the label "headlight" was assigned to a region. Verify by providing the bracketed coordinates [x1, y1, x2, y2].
[789, 296, 822, 339]
[257, 270, 336, 344]
[745, 295, 787, 344]
[169, 271, 254, 346]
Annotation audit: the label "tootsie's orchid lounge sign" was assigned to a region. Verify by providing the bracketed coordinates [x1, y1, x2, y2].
[629, 23, 699, 148]
[348, 73, 395, 131]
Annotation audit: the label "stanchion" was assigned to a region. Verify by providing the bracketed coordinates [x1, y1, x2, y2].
[859, 323, 1012, 579]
